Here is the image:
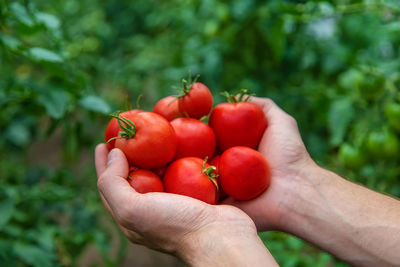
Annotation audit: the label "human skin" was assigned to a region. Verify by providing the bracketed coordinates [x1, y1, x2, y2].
[95, 145, 278, 267]
[224, 97, 400, 267]
[96, 96, 400, 266]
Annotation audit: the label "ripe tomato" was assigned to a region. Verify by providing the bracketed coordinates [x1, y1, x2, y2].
[104, 109, 143, 150]
[115, 112, 177, 168]
[127, 169, 164, 193]
[209, 155, 227, 200]
[178, 82, 213, 119]
[219, 146, 270, 201]
[153, 96, 181, 121]
[209, 100, 267, 152]
[170, 118, 216, 160]
[164, 157, 218, 204]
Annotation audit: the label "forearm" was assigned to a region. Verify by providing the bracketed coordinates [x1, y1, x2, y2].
[282, 164, 400, 266]
[179, 227, 278, 267]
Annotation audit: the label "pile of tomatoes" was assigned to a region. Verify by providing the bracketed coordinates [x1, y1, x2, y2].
[104, 77, 270, 204]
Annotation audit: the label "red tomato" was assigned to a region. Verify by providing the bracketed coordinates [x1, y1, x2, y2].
[127, 169, 164, 193]
[104, 109, 143, 150]
[115, 112, 177, 169]
[219, 146, 270, 201]
[209, 155, 227, 200]
[164, 157, 218, 204]
[170, 118, 216, 160]
[153, 96, 181, 121]
[209, 102, 267, 152]
[178, 82, 213, 119]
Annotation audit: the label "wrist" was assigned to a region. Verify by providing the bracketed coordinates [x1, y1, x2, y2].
[276, 160, 329, 232]
[177, 223, 277, 267]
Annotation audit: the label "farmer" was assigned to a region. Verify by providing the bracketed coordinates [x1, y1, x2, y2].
[95, 97, 400, 266]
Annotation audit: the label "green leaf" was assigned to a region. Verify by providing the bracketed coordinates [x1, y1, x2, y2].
[5, 123, 31, 147]
[28, 47, 63, 63]
[14, 243, 55, 267]
[0, 34, 21, 51]
[79, 95, 111, 114]
[266, 17, 286, 64]
[328, 97, 355, 146]
[35, 12, 60, 30]
[0, 196, 15, 231]
[10, 3, 34, 27]
[37, 89, 72, 119]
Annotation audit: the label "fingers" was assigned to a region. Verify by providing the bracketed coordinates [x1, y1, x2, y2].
[100, 191, 146, 245]
[96, 147, 140, 223]
[249, 96, 295, 126]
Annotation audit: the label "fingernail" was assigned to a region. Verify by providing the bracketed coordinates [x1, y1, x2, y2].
[107, 149, 118, 165]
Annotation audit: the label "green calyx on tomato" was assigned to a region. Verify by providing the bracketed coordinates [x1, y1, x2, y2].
[201, 157, 219, 192]
[176, 73, 201, 98]
[107, 113, 136, 142]
[221, 89, 255, 103]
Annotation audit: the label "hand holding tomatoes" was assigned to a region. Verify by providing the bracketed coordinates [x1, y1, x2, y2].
[95, 144, 275, 266]
[222, 97, 314, 231]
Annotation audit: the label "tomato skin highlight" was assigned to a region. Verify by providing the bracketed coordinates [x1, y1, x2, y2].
[115, 112, 177, 169]
[178, 82, 213, 119]
[219, 146, 270, 201]
[164, 157, 217, 204]
[127, 169, 164, 193]
[153, 96, 181, 121]
[209, 102, 267, 152]
[104, 109, 143, 150]
[170, 118, 216, 160]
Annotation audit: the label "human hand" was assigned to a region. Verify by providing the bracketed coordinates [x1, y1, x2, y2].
[95, 144, 277, 266]
[223, 97, 317, 231]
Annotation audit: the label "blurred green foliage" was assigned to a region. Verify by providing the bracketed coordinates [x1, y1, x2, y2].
[1, 0, 400, 266]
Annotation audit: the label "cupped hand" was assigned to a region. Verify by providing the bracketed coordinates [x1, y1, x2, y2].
[223, 97, 317, 231]
[95, 144, 260, 261]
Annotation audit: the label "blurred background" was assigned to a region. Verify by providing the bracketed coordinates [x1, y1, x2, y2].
[1, 0, 400, 266]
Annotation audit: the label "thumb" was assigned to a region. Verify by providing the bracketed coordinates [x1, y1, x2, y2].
[105, 148, 130, 178]
[97, 148, 138, 214]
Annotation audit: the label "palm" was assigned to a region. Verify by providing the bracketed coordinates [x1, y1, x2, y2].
[120, 192, 256, 253]
[95, 144, 256, 254]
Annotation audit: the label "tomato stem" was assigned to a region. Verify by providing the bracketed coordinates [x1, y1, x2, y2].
[106, 112, 137, 143]
[220, 89, 255, 103]
[175, 72, 201, 98]
[201, 157, 219, 192]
